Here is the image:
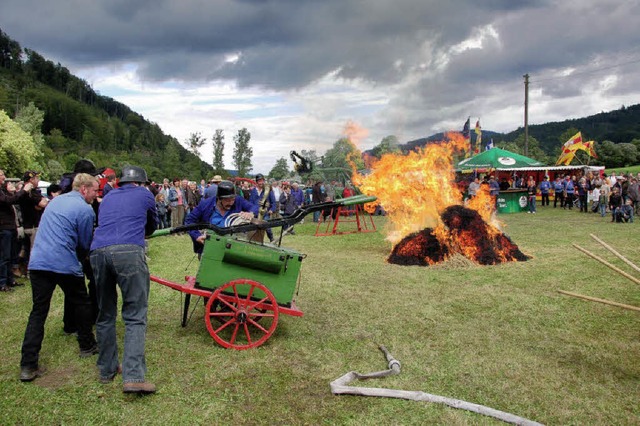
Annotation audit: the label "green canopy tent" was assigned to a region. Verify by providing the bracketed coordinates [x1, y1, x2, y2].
[457, 147, 545, 170]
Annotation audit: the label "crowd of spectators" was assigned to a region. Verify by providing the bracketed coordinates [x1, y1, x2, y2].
[463, 170, 639, 222]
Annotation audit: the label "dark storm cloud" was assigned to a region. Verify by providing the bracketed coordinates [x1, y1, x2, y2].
[2, 0, 639, 139]
[1, 0, 546, 89]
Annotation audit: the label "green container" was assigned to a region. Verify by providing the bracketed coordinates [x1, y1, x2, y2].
[195, 235, 305, 306]
[496, 190, 529, 214]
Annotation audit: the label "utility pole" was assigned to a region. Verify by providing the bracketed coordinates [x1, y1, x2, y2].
[523, 74, 529, 156]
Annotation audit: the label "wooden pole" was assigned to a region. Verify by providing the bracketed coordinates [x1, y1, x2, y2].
[558, 290, 640, 313]
[572, 244, 640, 286]
[590, 234, 640, 274]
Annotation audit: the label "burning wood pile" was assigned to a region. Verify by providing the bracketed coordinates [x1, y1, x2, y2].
[388, 205, 529, 266]
[353, 132, 529, 267]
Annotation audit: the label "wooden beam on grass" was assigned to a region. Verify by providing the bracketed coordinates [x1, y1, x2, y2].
[558, 290, 640, 313]
[590, 234, 640, 274]
[572, 244, 640, 286]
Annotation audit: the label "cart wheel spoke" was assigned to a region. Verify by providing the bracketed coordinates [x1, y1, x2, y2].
[229, 323, 240, 344]
[243, 324, 252, 345]
[214, 318, 236, 334]
[217, 297, 239, 312]
[205, 279, 279, 350]
[247, 296, 270, 311]
[247, 318, 269, 334]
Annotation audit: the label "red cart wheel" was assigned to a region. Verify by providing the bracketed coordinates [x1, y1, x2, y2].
[205, 279, 279, 349]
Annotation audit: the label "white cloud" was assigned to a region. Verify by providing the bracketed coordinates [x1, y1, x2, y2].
[1, 0, 639, 174]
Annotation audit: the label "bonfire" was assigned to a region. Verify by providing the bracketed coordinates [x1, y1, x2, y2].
[352, 132, 529, 266]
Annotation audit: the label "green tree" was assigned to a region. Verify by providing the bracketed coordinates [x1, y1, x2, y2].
[45, 159, 65, 180]
[617, 143, 639, 167]
[187, 132, 206, 157]
[371, 135, 400, 158]
[233, 128, 253, 177]
[323, 138, 364, 171]
[502, 134, 549, 164]
[212, 129, 225, 175]
[268, 157, 290, 180]
[0, 110, 39, 176]
[597, 140, 624, 168]
[162, 139, 181, 179]
[15, 101, 46, 169]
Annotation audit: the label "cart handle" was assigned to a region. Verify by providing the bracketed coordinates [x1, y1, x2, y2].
[149, 194, 377, 238]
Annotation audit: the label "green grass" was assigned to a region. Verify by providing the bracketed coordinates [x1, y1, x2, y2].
[607, 164, 640, 176]
[1, 208, 639, 425]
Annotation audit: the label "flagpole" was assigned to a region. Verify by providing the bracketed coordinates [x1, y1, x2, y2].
[523, 74, 529, 156]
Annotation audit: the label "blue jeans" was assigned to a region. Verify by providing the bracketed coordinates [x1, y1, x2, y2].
[90, 245, 149, 383]
[0, 229, 15, 288]
[528, 196, 536, 212]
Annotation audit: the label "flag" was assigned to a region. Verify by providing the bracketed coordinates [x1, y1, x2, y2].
[474, 119, 482, 154]
[462, 117, 471, 157]
[583, 141, 597, 158]
[563, 132, 583, 152]
[555, 132, 583, 165]
[486, 138, 494, 151]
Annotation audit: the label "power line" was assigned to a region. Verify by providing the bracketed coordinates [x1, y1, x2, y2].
[530, 56, 640, 84]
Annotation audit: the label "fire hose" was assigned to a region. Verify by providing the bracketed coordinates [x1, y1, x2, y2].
[330, 345, 544, 426]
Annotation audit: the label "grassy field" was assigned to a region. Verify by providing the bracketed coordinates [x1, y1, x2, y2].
[0, 207, 638, 425]
[606, 164, 640, 176]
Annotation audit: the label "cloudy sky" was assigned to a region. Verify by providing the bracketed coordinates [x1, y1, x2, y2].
[2, 0, 639, 173]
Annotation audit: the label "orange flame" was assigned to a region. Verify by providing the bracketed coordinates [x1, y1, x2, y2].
[353, 132, 470, 245]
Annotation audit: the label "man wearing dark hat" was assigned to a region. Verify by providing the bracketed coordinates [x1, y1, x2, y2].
[59, 159, 100, 194]
[185, 180, 258, 254]
[58, 159, 102, 335]
[19, 173, 100, 382]
[16, 171, 49, 277]
[249, 173, 276, 242]
[90, 165, 158, 394]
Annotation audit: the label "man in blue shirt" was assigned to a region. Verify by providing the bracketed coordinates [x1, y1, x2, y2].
[552, 176, 565, 208]
[90, 166, 158, 394]
[203, 175, 222, 199]
[185, 180, 258, 254]
[539, 175, 551, 206]
[20, 173, 100, 382]
[563, 176, 575, 210]
[249, 174, 276, 242]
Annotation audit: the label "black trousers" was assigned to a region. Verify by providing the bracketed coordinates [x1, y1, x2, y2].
[63, 258, 97, 333]
[541, 193, 550, 206]
[565, 193, 574, 209]
[21, 270, 96, 368]
[554, 192, 564, 208]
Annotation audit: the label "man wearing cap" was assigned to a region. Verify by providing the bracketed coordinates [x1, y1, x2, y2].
[16, 171, 48, 277]
[90, 166, 158, 394]
[204, 175, 222, 199]
[0, 169, 34, 292]
[563, 175, 575, 209]
[19, 173, 100, 382]
[185, 180, 258, 254]
[552, 176, 565, 208]
[249, 174, 276, 242]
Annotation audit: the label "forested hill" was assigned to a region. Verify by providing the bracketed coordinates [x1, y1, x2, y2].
[401, 104, 640, 167]
[0, 28, 212, 182]
[501, 104, 640, 153]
